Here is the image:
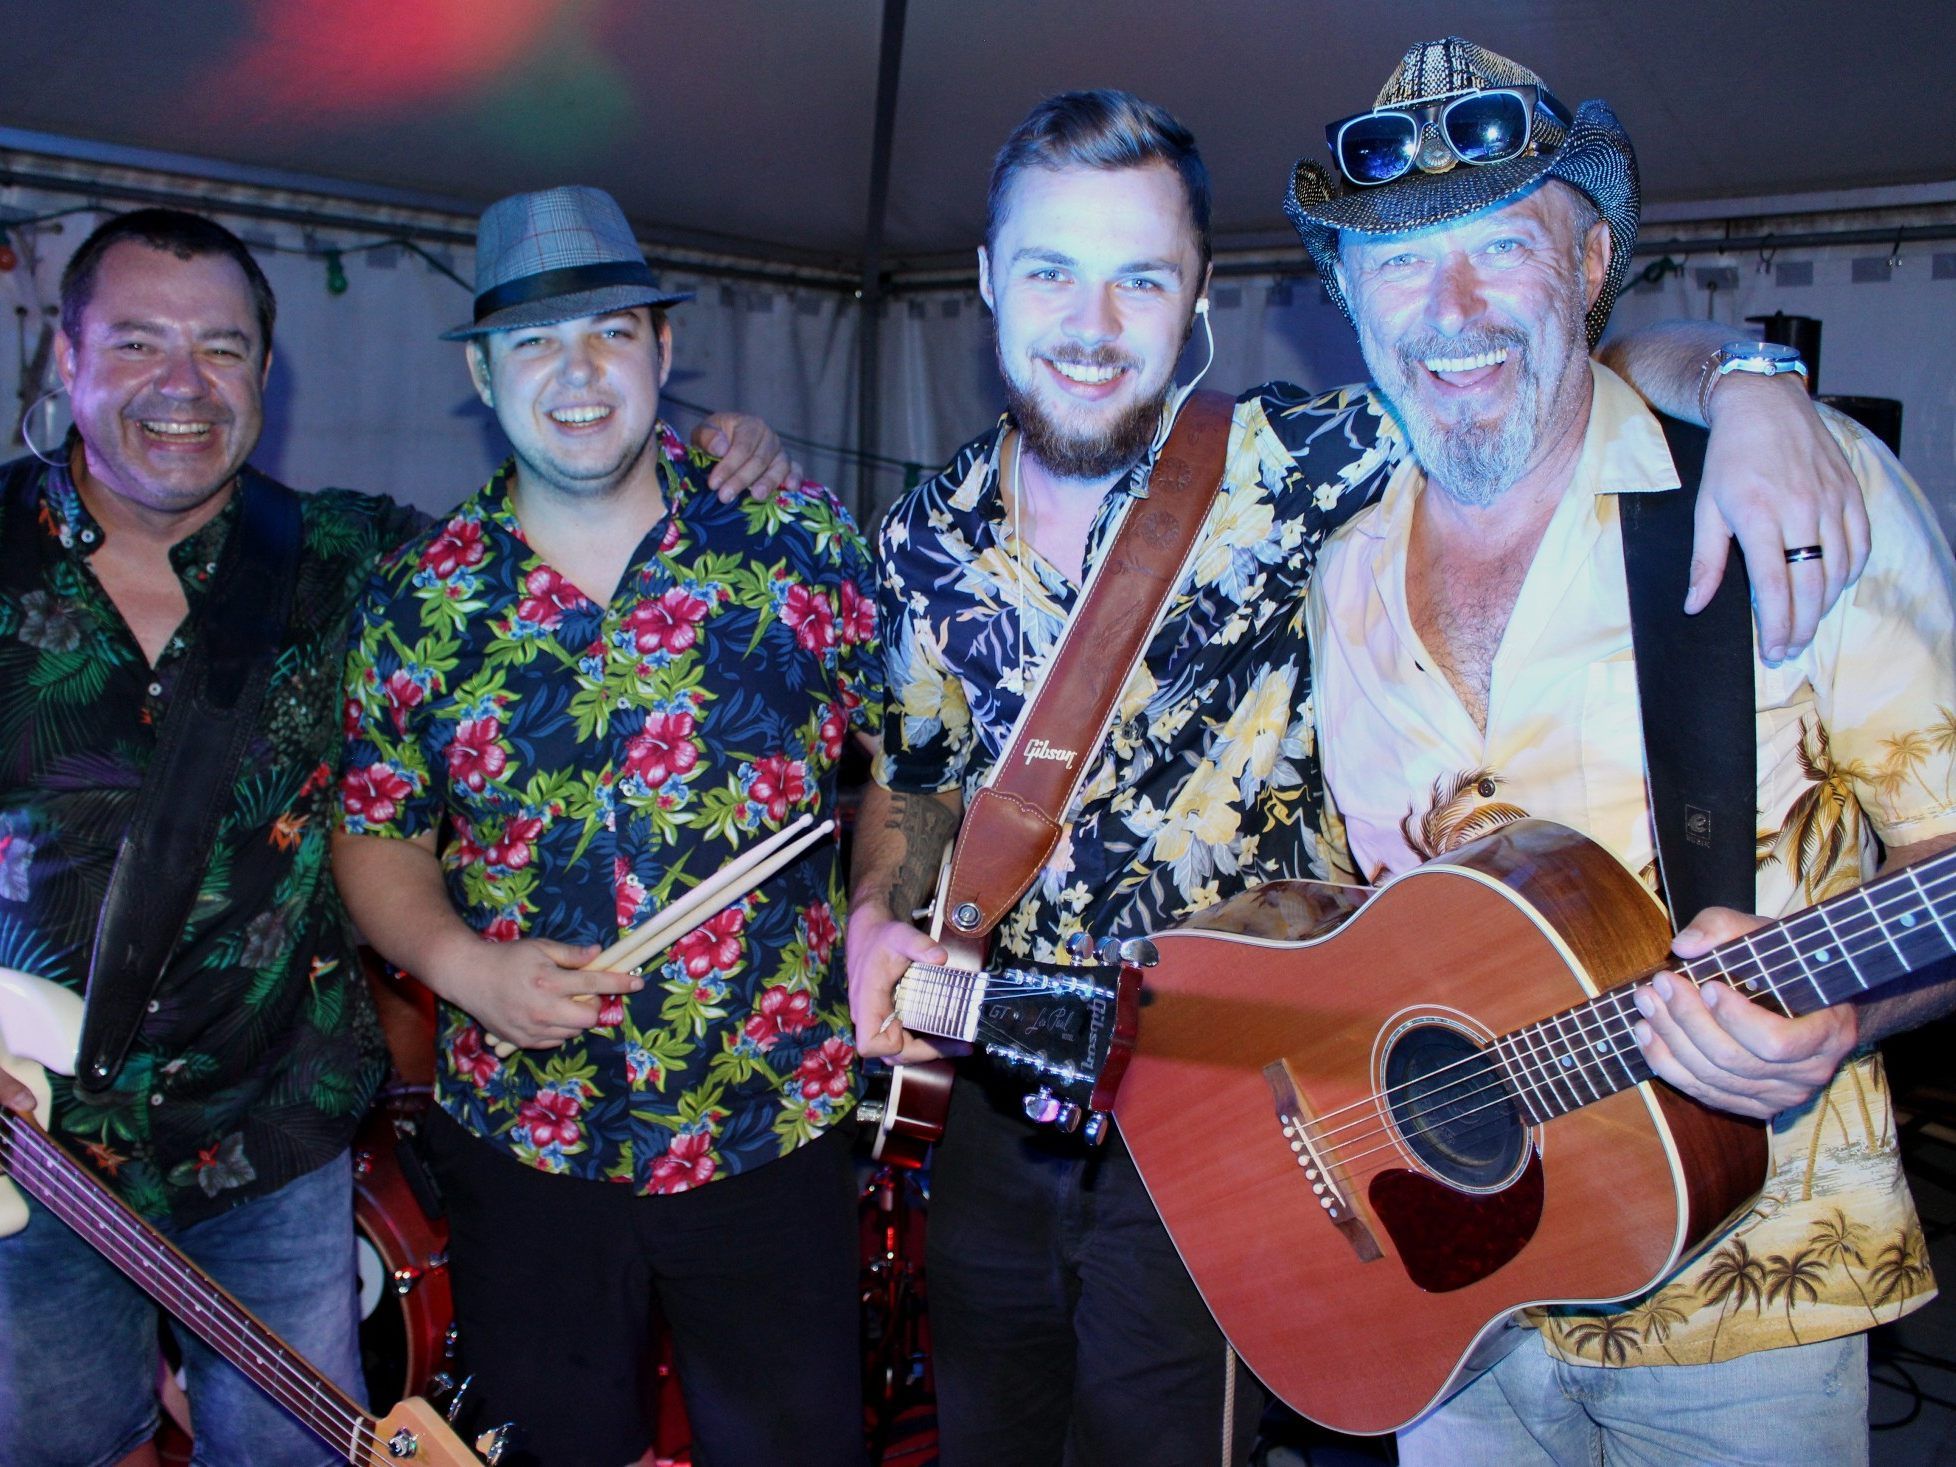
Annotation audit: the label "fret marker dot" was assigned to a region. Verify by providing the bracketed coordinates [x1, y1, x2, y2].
[1814, 949, 1832, 963]
[1900, 914, 1917, 928]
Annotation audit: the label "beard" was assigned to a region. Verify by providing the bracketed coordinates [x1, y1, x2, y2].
[1363, 268, 1591, 508]
[996, 340, 1177, 482]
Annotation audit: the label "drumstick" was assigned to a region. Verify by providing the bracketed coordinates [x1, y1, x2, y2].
[600, 814, 817, 972]
[486, 816, 834, 1057]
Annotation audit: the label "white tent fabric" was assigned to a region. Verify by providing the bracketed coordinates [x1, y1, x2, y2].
[4, 177, 1952, 548]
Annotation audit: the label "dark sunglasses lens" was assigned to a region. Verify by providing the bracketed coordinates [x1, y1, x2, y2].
[1339, 114, 1418, 184]
[1443, 93, 1532, 163]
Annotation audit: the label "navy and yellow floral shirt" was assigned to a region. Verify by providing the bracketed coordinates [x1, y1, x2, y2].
[338, 427, 881, 1192]
[875, 385, 1400, 961]
[0, 452, 415, 1227]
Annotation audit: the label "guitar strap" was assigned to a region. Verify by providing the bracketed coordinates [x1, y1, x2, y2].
[942, 389, 1235, 939]
[0, 456, 304, 1097]
[1620, 413, 1757, 929]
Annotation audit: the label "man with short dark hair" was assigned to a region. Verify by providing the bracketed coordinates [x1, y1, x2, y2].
[1294, 37, 1956, 1463]
[0, 204, 804, 1467]
[848, 87, 1878, 1465]
[333, 185, 879, 1467]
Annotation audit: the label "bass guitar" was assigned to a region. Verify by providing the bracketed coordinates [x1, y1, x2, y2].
[1112, 820, 1956, 1434]
[0, 965, 504, 1465]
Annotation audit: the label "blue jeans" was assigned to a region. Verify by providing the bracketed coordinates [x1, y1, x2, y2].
[1397, 1328, 1869, 1467]
[0, 1154, 363, 1467]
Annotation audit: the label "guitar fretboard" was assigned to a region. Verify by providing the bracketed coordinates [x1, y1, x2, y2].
[1494, 843, 1956, 1124]
[0, 1111, 390, 1463]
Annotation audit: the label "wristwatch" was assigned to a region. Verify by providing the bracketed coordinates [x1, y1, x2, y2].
[1698, 339, 1808, 420]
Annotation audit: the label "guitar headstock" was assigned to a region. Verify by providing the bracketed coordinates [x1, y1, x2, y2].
[372, 1395, 508, 1463]
[983, 936, 1151, 1142]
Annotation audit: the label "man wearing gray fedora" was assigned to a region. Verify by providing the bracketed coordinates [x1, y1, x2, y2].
[1295, 37, 1956, 1463]
[0, 200, 796, 1467]
[334, 185, 878, 1467]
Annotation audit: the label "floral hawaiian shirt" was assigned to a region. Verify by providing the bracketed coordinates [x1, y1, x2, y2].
[874, 385, 1401, 962]
[338, 427, 881, 1192]
[1309, 364, 1956, 1365]
[0, 451, 415, 1227]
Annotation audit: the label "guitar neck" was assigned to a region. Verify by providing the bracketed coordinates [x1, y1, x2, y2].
[0, 1112, 384, 1464]
[1498, 844, 1956, 1124]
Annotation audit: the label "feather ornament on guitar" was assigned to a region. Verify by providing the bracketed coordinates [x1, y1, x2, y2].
[1111, 819, 1956, 1435]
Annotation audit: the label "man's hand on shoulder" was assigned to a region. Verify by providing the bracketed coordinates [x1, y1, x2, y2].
[1630, 904, 1859, 1119]
[1692, 373, 1871, 663]
[691, 413, 804, 503]
[847, 900, 968, 1066]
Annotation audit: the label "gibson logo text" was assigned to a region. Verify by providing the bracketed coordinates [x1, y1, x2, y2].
[1023, 739, 1079, 768]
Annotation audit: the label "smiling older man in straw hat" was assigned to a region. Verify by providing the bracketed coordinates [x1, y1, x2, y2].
[1294, 37, 1956, 1465]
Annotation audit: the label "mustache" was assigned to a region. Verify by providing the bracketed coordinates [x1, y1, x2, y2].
[1395, 327, 1527, 371]
[1039, 345, 1141, 373]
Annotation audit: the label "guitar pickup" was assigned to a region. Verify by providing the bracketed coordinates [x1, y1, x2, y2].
[1264, 1060, 1382, 1264]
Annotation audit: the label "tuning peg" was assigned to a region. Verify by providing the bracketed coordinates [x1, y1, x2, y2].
[1065, 932, 1095, 963]
[1022, 1087, 1062, 1126]
[1118, 937, 1159, 968]
[1094, 936, 1123, 965]
[443, 1322, 459, 1358]
[1084, 1112, 1112, 1146]
[475, 1425, 513, 1464]
[426, 1371, 457, 1405]
[444, 1373, 473, 1423]
[1054, 1101, 1082, 1133]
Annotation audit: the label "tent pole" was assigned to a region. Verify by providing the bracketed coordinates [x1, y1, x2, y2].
[855, 0, 908, 524]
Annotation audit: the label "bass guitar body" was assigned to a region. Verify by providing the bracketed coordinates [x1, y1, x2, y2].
[1115, 822, 1766, 1435]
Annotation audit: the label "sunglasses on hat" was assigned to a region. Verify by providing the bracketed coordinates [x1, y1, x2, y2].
[1325, 83, 1573, 187]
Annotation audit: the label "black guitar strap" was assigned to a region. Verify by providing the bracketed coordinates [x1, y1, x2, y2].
[0, 458, 304, 1096]
[1619, 413, 1757, 929]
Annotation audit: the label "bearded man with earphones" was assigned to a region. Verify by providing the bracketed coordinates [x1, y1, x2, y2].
[846, 88, 1876, 1467]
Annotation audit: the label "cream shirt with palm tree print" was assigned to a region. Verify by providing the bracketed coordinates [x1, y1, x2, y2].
[1307, 363, 1956, 1367]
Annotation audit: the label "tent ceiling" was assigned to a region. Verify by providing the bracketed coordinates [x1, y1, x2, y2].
[4, 1, 1947, 272]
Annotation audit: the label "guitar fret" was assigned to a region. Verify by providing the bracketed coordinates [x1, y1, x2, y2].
[1857, 886, 1912, 974]
[1520, 1020, 1579, 1118]
[1550, 1010, 1603, 1104]
[1488, 1036, 1543, 1127]
[1492, 1035, 1545, 1125]
[1904, 864, 1955, 948]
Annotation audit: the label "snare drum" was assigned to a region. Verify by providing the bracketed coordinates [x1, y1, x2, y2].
[353, 1101, 452, 1413]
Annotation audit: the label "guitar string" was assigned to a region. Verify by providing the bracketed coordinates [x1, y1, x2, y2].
[1293, 864, 1956, 1149]
[0, 1119, 386, 1464]
[0, 1116, 388, 1463]
[1290, 867, 1956, 1172]
[1, 1120, 386, 1464]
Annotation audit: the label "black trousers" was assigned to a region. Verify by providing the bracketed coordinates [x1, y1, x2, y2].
[425, 1106, 866, 1467]
[925, 1072, 1265, 1467]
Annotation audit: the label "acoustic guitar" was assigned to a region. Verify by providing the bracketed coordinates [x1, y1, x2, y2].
[0, 965, 503, 1465]
[1112, 819, 1956, 1434]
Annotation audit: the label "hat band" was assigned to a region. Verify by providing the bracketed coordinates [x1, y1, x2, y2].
[472, 259, 658, 324]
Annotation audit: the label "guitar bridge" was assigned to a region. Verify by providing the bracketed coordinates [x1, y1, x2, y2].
[1264, 1060, 1382, 1264]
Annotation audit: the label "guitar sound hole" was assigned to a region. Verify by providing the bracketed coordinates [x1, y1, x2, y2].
[1382, 1020, 1526, 1191]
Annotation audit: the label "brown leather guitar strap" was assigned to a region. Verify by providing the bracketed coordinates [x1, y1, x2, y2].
[942, 389, 1235, 939]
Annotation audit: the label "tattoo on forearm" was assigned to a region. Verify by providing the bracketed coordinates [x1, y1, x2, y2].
[857, 790, 959, 919]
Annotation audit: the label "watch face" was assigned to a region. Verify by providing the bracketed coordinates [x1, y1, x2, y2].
[1723, 340, 1803, 368]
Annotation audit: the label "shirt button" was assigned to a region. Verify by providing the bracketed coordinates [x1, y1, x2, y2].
[147, 681, 163, 697]
[1476, 778, 1498, 799]
[616, 698, 631, 711]
[79, 528, 97, 544]
[146, 999, 161, 1014]
[149, 1093, 164, 1107]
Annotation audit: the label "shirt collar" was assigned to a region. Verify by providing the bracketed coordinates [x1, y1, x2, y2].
[479, 419, 703, 538]
[1357, 359, 1681, 549]
[35, 438, 241, 578]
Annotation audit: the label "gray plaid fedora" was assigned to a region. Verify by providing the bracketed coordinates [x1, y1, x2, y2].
[442, 185, 693, 340]
[1283, 37, 1640, 347]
